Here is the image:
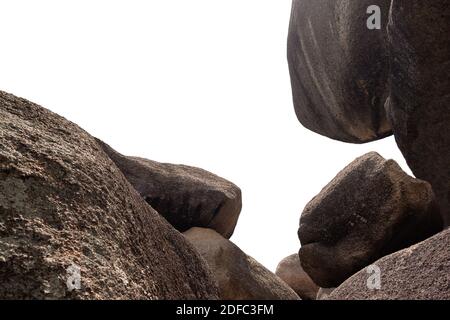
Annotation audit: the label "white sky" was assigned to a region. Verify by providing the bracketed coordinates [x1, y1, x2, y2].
[0, 0, 411, 271]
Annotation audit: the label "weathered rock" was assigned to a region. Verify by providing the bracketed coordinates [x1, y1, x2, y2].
[184, 228, 300, 300]
[287, 0, 392, 143]
[316, 287, 335, 300]
[329, 228, 450, 300]
[0, 90, 219, 299]
[299, 152, 443, 288]
[275, 254, 319, 300]
[97, 140, 241, 239]
[386, 1, 450, 225]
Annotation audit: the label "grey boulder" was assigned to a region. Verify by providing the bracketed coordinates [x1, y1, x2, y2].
[288, 0, 392, 143]
[97, 140, 242, 239]
[0, 90, 218, 299]
[299, 152, 442, 288]
[386, 0, 450, 225]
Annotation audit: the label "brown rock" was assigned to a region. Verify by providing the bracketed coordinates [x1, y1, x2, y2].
[184, 228, 300, 300]
[329, 228, 450, 300]
[299, 152, 443, 288]
[275, 254, 319, 300]
[97, 140, 241, 239]
[288, 0, 392, 143]
[0, 90, 218, 299]
[386, 0, 450, 225]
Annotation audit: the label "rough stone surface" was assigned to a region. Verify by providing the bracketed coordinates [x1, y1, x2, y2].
[329, 228, 450, 300]
[0, 90, 219, 299]
[184, 228, 300, 300]
[97, 140, 242, 239]
[386, 0, 450, 225]
[275, 254, 319, 300]
[299, 152, 443, 288]
[288, 0, 392, 143]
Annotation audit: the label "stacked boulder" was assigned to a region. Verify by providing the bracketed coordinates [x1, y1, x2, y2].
[0, 90, 294, 300]
[96, 139, 242, 239]
[0, 90, 218, 299]
[288, 0, 450, 299]
[298, 152, 442, 288]
[288, 0, 392, 143]
[97, 141, 297, 300]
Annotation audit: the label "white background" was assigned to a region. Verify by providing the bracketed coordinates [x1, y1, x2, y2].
[0, 0, 410, 271]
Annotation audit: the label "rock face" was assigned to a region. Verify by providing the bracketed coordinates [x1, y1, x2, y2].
[299, 152, 442, 288]
[386, 1, 450, 225]
[0, 90, 219, 299]
[97, 140, 242, 239]
[288, 0, 392, 143]
[329, 228, 450, 300]
[275, 254, 319, 300]
[184, 228, 300, 300]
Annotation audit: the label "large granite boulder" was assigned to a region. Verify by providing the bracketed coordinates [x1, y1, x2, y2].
[275, 254, 319, 300]
[97, 140, 241, 239]
[0, 90, 218, 299]
[299, 152, 443, 288]
[329, 228, 450, 300]
[184, 228, 300, 300]
[386, 0, 450, 225]
[288, 0, 392, 143]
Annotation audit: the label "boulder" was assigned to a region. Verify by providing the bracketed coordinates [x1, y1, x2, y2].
[299, 152, 443, 288]
[97, 140, 241, 239]
[386, 0, 450, 225]
[0, 90, 218, 299]
[184, 228, 300, 300]
[287, 0, 392, 143]
[275, 254, 319, 300]
[316, 287, 335, 300]
[329, 228, 450, 300]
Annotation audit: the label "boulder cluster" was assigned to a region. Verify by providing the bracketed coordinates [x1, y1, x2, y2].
[287, 0, 450, 299]
[0, 90, 297, 300]
[0, 0, 449, 301]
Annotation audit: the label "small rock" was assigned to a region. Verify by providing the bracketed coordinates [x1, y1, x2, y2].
[275, 254, 319, 300]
